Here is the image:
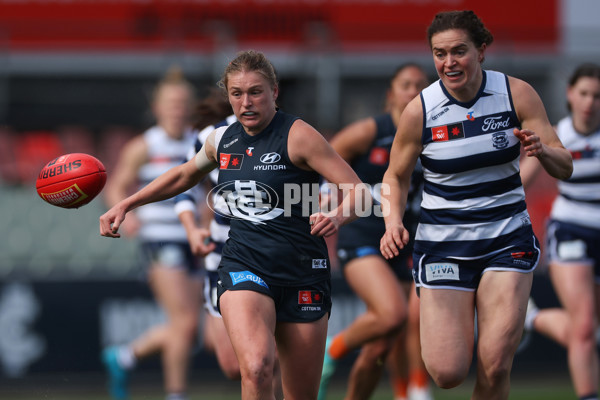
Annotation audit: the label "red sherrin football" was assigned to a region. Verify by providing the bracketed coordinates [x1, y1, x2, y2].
[36, 153, 107, 209]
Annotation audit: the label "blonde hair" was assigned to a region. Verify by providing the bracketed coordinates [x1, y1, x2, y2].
[152, 65, 196, 103]
[217, 50, 278, 93]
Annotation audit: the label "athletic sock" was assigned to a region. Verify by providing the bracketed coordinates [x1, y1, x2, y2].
[391, 377, 408, 400]
[166, 392, 188, 400]
[408, 368, 429, 388]
[117, 345, 137, 370]
[328, 334, 350, 360]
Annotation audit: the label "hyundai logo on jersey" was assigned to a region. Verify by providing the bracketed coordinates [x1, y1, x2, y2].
[260, 152, 281, 164]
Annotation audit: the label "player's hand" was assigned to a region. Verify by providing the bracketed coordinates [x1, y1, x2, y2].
[309, 212, 340, 237]
[186, 227, 216, 257]
[99, 203, 127, 238]
[514, 128, 543, 158]
[380, 223, 410, 259]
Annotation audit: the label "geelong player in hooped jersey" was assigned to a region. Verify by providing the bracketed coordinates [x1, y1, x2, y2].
[318, 64, 431, 400]
[100, 50, 368, 400]
[520, 63, 600, 400]
[380, 11, 572, 400]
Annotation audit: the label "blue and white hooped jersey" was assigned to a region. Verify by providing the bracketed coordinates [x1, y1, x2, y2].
[136, 125, 196, 242]
[174, 115, 237, 271]
[417, 70, 534, 258]
[550, 116, 600, 229]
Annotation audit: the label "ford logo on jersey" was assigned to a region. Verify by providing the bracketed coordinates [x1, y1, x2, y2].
[207, 180, 284, 225]
[260, 152, 281, 164]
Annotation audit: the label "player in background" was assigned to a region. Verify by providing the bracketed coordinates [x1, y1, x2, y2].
[380, 10, 572, 400]
[101, 67, 199, 400]
[100, 49, 371, 400]
[317, 63, 433, 400]
[173, 88, 283, 398]
[520, 63, 600, 400]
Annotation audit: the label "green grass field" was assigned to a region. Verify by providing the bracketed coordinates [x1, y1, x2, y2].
[0, 371, 577, 400]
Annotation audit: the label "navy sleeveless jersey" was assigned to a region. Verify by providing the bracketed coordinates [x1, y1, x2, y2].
[337, 113, 395, 248]
[337, 113, 422, 249]
[216, 110, 330, 285]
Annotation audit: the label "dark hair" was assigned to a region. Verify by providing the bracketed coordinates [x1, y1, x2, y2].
[427, 10, 494, 50]
[566, 63, 600, 112]
[218, 50, 278, 93]
[389, 63, 427, 87]
[192, 87, 232, 131]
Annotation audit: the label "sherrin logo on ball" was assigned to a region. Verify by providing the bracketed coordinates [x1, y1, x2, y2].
[35, 153, 107, 209]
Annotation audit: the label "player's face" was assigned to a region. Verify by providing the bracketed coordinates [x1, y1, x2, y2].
[567, 76, 600, 133]
[153, 84, 193, 138]
[431, 29, 485, 102]
[227, 70, 278, 135]
[387, 66, 429, 112]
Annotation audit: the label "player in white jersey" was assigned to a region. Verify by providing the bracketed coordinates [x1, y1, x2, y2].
[380, 10, 573, 400]
[101, 67, 199, 400]
[520, 63, 600, 400]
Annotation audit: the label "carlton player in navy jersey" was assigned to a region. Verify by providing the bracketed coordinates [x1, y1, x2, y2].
[380, 11, 572, 400]
[100, 50, 368, 400]
[318, 64, 432, 400]
[520, 63, 600, 400]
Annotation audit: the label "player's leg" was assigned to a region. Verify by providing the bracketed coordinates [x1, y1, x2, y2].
[203, 313, 241, 380]
[419, 287, 475, 389]
[148, 265, 203, 396]
[473, 270, 532, 400]
[335, 255, 406, 353]
[549, 262, 599, 398]
[528, 304, 569, 347]
[219, 289, 278, 400]
[346, 337, 394, 400]
[276, 315, 329, 400]
[387, 331, 409, 400]
[405, 284, 433, 400]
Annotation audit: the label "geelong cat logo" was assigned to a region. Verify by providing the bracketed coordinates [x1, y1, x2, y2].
[208, 180, 284, 224]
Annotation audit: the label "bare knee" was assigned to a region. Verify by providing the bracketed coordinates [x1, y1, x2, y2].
[240, 355, 275, 391]
[372, 306, 406, 337]
[173, 311, 199, 343]
[426, 360, 469, 389]
[478, 357, 512, 389]
[221, 363, 242, 381]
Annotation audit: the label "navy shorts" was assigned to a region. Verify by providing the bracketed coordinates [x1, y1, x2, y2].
[337, 246, 413, 282]
[413, 244, 540, 291]
[140, 241, 201, 277]
[216, 265, 332, 323]
[204, 271, 221, 317]
[546, 219, 600, 281]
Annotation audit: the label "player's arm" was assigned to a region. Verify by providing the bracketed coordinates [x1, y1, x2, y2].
[288, 120, 367, 237]
[103, 135, 147, 208]
[329, 117, 377, 162]
[380, 96, 422, 259]
[510, 77, 573, 181]
[100, 131, 219, 238]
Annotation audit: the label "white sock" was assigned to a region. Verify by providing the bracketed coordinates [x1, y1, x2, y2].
[117, 345, 137, 370]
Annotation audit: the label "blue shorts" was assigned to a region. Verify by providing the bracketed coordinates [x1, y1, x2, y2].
[337, 246, 413, 282]
[546, 220, 600, 281]
[216, 265, 332, 323]
[413, 243, 540, 291]
[140, 241, 201, 277]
